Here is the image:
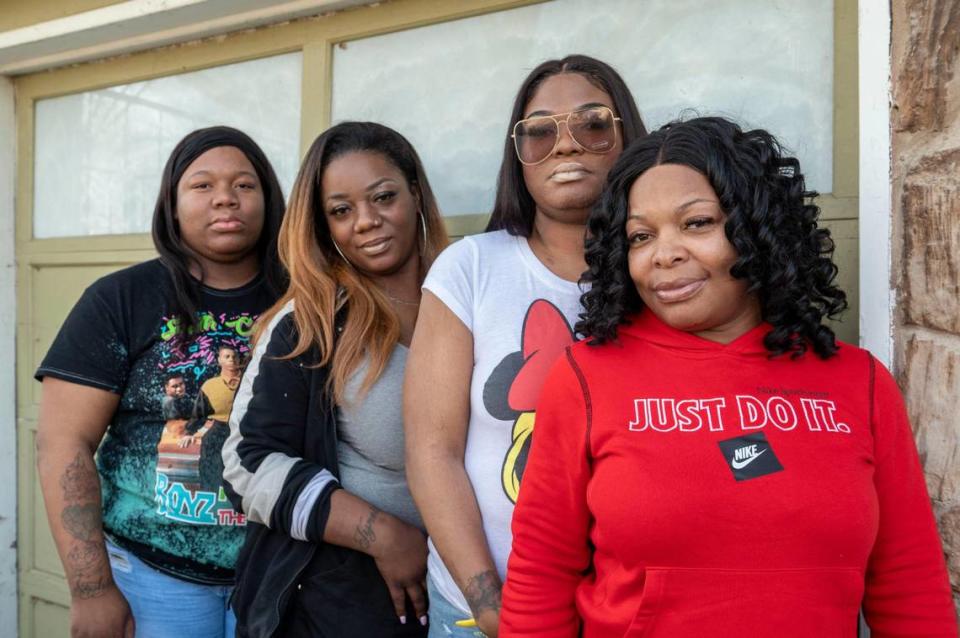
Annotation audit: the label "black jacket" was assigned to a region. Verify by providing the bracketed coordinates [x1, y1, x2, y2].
[223, 302, 426, 637]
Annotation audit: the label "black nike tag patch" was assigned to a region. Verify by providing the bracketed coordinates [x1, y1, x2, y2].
[718, 432, 784, 481]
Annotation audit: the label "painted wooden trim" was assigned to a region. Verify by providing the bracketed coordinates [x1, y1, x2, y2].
[19, 570, 69, 605]
[16, 427, 68, 609]
[0, 0, 121, 36]
[14, 86, 33, 252]
[0, 0, 370, 75]
[818, 193, 859, 221]
[17, 236, 157, 256]
[301, 40, 332, 153]
[833, 0, 859, 199]
[14, 0, 544, 98]
[442, 213, 492, 239]
[0, 75, 18, 635]
[858, 0, 893, 367]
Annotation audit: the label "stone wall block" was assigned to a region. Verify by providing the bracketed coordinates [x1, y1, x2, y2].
[893, 0, 960, 132]
[941, 506, 960, 593]
[903, 335, 960, 505]
[902, 148, 960, 333]
[903, 333, 960, 598]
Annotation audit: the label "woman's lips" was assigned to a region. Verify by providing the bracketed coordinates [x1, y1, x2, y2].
[653, 278, 706, 302]
[358, 237, 392, 255]
[549, 162, 590, 183]
[210, 218, 244, 232]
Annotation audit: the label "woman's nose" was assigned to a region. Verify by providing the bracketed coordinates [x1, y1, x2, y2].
[354, 203, 383, 231]
[212, 183, 239, 208]
[652, 233, 688, 268]
[552, 118, 582, 156]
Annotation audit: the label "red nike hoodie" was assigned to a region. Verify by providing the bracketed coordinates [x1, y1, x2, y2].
[500, 310, 957, 638]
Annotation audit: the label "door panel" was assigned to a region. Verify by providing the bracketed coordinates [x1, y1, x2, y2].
[29, 263, 125, 405]
[18, 253, 155, 638]
[30, 597, 70, 637]
[28, 425, 64, 578]
[823, 218, 860, 346]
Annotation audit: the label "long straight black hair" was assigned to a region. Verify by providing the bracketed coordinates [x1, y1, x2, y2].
[486, 54, 647, 236]
[151, 126, 287, 329]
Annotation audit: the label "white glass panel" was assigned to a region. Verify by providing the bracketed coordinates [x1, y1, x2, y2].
[34, 53, 302, 238]
[332, 0, 833, 216]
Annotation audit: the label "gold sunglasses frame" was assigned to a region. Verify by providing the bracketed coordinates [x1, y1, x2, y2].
[511, 105, 622, 166]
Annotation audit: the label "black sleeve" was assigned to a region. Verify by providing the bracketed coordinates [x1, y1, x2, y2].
[35, 278, 131, 393]
[222, 310, 340, 543]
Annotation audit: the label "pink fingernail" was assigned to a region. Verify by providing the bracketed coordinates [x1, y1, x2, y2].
[419, 615, 428, 626]
[400, 615, 407, 625]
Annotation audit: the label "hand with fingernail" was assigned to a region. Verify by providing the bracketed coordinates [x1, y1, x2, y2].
[369, 511, 430, 627]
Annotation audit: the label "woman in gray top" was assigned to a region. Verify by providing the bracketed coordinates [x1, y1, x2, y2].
[223, 121, 448, 637]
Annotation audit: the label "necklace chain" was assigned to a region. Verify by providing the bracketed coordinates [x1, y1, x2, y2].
[385, 292, 421, 307]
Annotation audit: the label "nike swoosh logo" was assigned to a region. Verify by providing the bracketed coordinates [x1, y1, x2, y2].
[731, 448, 767, 469]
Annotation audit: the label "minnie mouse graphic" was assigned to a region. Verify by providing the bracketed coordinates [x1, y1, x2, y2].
[482, 299, 577, 503]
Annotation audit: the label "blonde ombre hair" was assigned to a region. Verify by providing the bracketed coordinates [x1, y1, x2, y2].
[257, 122, 448, 403]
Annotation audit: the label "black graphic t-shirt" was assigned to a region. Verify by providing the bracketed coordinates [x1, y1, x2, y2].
[36, 259, 277, 584]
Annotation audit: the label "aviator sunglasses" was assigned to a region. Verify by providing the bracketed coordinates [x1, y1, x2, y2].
[511, 105, 621, 166]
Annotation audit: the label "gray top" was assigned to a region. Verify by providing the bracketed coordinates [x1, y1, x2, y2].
[336, 345, 423, 530]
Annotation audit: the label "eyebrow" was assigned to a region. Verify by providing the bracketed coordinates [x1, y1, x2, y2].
[675, 197, 719, 213]
[627, 198, 720, 221]
[185, 169, 258, 180]
[325, 177, 399, 202]
[525, 101, 610, 119]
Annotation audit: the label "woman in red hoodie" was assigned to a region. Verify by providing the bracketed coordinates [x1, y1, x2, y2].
[500, 116, 957, 638]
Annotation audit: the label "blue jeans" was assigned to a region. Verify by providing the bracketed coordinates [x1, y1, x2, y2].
[427, 576, 487, 638]
[106, 540, 236, 638]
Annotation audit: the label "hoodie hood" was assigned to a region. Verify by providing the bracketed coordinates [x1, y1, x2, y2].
[618, 308, 772, 358]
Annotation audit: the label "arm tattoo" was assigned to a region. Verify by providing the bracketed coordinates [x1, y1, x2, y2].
[464, 569, 502, 618]
[60, 453, 99, 501]
[59, 451, 109, 599]
[353, 506, 380, 551]
[62, 503, 100, 541]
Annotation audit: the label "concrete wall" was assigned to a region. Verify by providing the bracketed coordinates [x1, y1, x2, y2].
[890, 0, 960, 611]
[0, 75, 19, 630]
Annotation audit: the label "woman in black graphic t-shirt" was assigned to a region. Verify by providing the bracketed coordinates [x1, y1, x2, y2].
[35, 126, 286, 638]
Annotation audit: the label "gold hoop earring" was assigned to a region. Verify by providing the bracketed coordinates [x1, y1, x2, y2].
[418, 210, 428, 252]
[332, 240, 354, 268]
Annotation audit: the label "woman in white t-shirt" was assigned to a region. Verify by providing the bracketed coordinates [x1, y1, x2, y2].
[404, 54, 647, 637]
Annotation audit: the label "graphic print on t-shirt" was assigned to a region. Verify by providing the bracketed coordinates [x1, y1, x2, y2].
[483, 300, 576, 503]
[153, 312, 254, 527]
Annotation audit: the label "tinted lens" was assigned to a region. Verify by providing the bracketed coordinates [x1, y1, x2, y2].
[569, 107, 616, 153]
[514, 117, 559, 164]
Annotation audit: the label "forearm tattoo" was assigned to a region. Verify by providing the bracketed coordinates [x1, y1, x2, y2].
[354, 506, 381, 551]
[59, 452, 109, 599]
[464, 569, 502, 618]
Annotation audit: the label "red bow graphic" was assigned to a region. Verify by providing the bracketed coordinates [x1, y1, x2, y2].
[507, 300, 576, 412]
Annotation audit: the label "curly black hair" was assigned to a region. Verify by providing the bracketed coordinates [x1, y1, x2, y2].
[578, 116, 847, 359]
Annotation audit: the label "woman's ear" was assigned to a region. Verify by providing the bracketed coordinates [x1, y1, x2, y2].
[410, 180, 422, 209]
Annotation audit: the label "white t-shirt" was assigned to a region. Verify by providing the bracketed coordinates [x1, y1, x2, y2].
[422, 229, 584, 614]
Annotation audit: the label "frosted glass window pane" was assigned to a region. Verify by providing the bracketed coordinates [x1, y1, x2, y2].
[332, 0, 833, 217]
[34, 53, 302, 239]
